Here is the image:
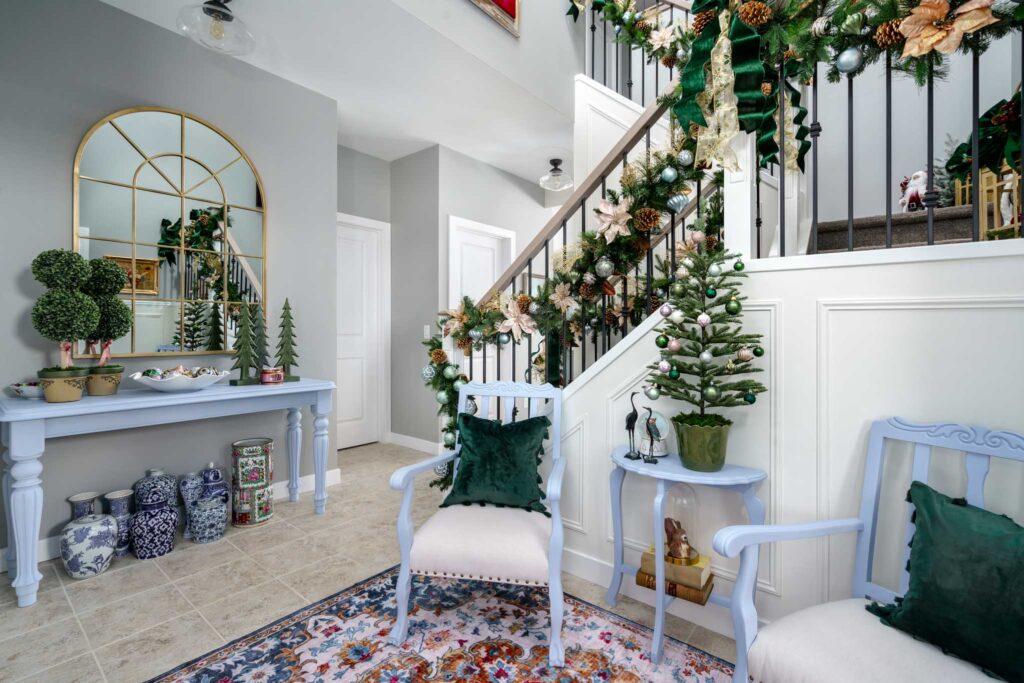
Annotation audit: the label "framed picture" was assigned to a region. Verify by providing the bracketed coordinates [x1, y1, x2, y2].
[469, 0, 520, 37]
[104, 255, 160, 295]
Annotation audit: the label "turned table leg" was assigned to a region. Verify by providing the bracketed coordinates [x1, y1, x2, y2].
[605, 465, 627, 605]
[651, 478, 669, 664]
[287, 408, 302, 503]
[6, 420, 45, 608]
[312, 389, 333, 515]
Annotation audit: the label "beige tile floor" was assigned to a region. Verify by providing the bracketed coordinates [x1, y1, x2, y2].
[0, 442, 734, 682]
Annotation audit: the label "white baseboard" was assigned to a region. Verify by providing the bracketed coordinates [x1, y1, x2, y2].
[1, 467, 342, 573]
[385, 432, 441, 455]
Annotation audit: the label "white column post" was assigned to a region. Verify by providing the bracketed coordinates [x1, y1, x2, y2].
[723, 135, 759, 259]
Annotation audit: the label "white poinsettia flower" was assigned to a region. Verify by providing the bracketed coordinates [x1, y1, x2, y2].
[649, 23, 678, 51]
[550, 282, 577, 314]
[496, 300, 537, 342]
[595, 197, 633, 244]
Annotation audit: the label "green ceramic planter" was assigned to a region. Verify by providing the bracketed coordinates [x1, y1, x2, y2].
[674, 422, 731, 472]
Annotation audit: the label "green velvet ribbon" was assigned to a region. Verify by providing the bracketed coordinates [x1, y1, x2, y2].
[946, 90, 1022, 181]
[728, 15, 767, 135]
[756, 62, 811, 171]
[673, 6, 722, 133]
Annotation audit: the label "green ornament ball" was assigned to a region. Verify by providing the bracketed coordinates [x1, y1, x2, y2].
[655, 334, 669, 349]
[442, 365, 458, 380]
[435, 390, 450, 404]
[725, 299, 741, 315]
[703, 385, 721, 401]
[497, 332, 511, 345]
[753, 346, 765, 358]
[670, 282, 686, 297]
[452, 379, 466, 391]
[744, 392, 757, 404]
[442, 431, 457, 447]
[668, 368, 681, 380]
[733, 260, 745, 272]
[705, 287, 717, 298]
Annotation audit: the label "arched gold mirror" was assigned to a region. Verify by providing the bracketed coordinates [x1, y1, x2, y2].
[73, 107, 266, 358]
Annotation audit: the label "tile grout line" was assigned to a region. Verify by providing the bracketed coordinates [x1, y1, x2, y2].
[58, 566, 110, 683]
[154, 561, 228, 644]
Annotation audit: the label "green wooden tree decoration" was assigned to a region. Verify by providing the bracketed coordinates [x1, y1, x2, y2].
[276, 298, 299, 381]
[230, 302, 259, 385]
[206, 304, 224, 351]
[251, 302, 269, 371]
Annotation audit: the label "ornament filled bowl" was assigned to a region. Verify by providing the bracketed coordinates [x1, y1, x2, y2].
[9, 382, 45, 399]
[129, 366, 229, 393]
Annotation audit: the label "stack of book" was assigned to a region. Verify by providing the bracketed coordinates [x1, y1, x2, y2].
[635, 546, 714, 605]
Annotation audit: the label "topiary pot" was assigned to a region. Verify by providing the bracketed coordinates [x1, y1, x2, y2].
[38, 367, 90, 403]
[87, 364, 124, 396]
[672, 415, 732, 472]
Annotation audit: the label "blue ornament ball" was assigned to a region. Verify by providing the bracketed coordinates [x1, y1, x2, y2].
[835, 46, 863, 74]
[660, 166, 679, 183]
[744, 392, 757, 404]
[497, 332, 511, 345]
[442, 365, 458, 380]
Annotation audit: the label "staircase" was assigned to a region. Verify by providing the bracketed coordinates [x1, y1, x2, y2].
[815, 205, 976, 252]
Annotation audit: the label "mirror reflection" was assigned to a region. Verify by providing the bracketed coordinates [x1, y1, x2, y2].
[74, 108, 265, 358]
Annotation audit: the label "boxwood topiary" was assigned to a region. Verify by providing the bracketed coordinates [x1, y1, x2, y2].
[82, 258, 129, 297]
[32, 290, 100, 347]
[31, 249, 91, 290]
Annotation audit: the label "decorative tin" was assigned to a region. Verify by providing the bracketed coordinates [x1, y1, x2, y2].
[60, 492, 117, 579]
[104, 489, 133, 557]
[189, 496, 227, 543]
[231, 438, 274, 527]
[201, 462, 230, 504]
[260, 367, 285, 384]
[129, 489, 177, 559]
[179, 472, 203, 539]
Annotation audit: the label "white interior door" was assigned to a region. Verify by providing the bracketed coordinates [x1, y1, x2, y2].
[337, 217, 388, 448]
[448, 216, 515, 400]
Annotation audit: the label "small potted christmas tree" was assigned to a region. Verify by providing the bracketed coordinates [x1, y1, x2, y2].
[82, 258, 133, 396]
[646, 232, 766, 472]
[30, 249, 100, 403]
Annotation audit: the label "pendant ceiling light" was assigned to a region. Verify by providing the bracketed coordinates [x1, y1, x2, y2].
[177, 0, 255, 56]
[539, 159, 573, 192]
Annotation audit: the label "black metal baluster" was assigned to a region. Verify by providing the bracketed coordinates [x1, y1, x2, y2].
[696, 178, 703, 219]
[1020, 28, 1024, 239]
[627, 35, 633, 101]
[971, 50, 980, 241]
[641, 43, 646, 106]
[885, 54, 893, 248]
[621, 278, 628, 337]
[847, 74, 855, 251]
[778, 58, 786, 257]
[670, 211, 677, 272]
[591, 8, 597, 79]
[756, 174, 763, 257]
[925, 62, 936, 245]
[810, 64, 820, 255]
[646, 244, 654, 314]
[468, 346, 473, 381]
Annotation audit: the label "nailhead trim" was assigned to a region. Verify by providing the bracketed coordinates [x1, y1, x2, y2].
[412, 569, 548, 587]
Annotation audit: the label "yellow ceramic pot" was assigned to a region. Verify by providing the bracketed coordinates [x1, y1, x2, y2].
[87, 366, 124, 396]
[38, 368, 90, 403]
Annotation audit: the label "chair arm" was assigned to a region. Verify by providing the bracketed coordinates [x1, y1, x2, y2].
[546, 457, 568, 503]
[389, 450, 459, 491]
[713, 518, 863, 558]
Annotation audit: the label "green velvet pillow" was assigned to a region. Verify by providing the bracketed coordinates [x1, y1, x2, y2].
[867, 481, 1024, 681]
[440, 412, 550, 516]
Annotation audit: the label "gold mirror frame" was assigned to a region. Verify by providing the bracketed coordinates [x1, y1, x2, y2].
[73, 107, 267, 358]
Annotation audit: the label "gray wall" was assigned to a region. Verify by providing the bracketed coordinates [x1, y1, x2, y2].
[389, 145, 557, 441]
[0, 0, 337, 545]
[338, 145, 391, 222]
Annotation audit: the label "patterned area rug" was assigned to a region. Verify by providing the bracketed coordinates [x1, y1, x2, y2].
[151, 567, 733, 682]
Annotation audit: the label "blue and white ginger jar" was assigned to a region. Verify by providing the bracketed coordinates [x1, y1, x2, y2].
[129, 489, 177, 559]
[201, 462, 230, 504]
[189, 496, 227, 544]
[135, 468, 176, 508]
[179, 472, 203, 539]
[60, 493, 116, 579]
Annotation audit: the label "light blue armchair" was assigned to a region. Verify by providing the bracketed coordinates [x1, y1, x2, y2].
[713, 418, 1020, 682]
[387, 382, 567, 667]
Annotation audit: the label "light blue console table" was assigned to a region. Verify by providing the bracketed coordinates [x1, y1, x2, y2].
[0, 378, 334, 607]
[605, 445, 767, 663]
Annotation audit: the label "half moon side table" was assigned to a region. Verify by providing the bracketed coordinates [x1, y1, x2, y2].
[0, 378, 334, 607]
[605, 445, 767, 664]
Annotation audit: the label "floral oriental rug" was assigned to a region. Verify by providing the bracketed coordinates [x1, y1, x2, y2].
[150, 566, 734, 682]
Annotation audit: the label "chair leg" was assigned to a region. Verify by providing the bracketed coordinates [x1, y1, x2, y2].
[389, 564, 412, 646]
[548, 579, 565, 667]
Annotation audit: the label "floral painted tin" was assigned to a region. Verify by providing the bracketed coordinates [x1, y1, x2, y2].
[231, 438, 274, 527]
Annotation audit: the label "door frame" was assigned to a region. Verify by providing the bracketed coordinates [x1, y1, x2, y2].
[337, 212, 391, 446]
[446, 215, 517, 309]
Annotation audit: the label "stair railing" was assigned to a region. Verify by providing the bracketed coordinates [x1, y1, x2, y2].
[462, 79, 719, 405]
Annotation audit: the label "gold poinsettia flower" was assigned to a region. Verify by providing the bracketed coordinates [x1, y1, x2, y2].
[900, 0, 999, 58]
[595, 197, 633, 244]
[439, 301, 468, 337]
[496, 300, 537, 342]
[550, 282, 578, 314]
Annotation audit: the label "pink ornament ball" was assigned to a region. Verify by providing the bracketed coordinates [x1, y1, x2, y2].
[667, 339, 682, 352]
[737, 347, 754, 362]
[659, 304, 673, 317]
[697, 313, 712, 327]
[690, 230, 706, 244]
[658, 360, 672, 373]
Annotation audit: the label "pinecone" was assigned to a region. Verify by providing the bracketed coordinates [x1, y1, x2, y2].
[648, 292, 662, 311]
[661, 54, 678, 70]
[873, 18, 904, 50]
[691, 9, 716, 36]
[578, 281, 596, 301]
[634, 19, 653, 34]
[783, 48, 798, 61]
[604, 308, 618, 327]
[738, 1, 773, 28]
[705, 234, 719, 251]
[456, 337, 472, 355]
[515, 293, 533, 313]
[633, 207, 662, 233]
[761, 82, 773, 97]
[429, 348, 448, 365]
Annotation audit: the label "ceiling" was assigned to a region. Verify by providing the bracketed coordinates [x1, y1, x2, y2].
[99, 0, 583, 182]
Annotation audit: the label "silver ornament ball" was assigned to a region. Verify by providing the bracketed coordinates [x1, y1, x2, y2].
[594, 256, 615, 278]
[678, 149, 694, 167]
[465, 398, 478, 415]
[669, 310, 685, 324]
[497, 332, 511, 345]
[699, 350, 713, 363]
[442, 365, 458, 380]
[421, 365, 436, 382]
[442, 432, 457, 447]
[529, 302, 539, 314]
[469, 329, 483, 341]
[433, 462, 450, 476]
[682, 257, 694, 269]
[708, 264, 722, 277]
[644, 386, 661, 400]
[666, 194, 689, 213]
[835, 46, 864, 74]
[452, 379, 466, 391]
[435, 390, 450, 404]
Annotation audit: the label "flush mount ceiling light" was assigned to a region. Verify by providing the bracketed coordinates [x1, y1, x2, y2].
[539, 158, 573, 192]
[177, 0, 255, 56]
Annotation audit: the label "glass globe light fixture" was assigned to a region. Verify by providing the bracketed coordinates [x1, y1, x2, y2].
[539, 159, 574, 192]
[178, 0, 255, 56]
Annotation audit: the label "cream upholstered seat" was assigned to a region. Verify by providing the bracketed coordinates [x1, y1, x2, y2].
[747, 598, 989, 683]
[411, 505, 552, 585]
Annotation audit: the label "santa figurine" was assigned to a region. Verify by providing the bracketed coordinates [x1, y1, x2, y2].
[899, 171, 928, 213]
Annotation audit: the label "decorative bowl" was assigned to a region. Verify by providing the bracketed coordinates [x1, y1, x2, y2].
[10, 382, 45, 399]
[129, 371, 230, 393]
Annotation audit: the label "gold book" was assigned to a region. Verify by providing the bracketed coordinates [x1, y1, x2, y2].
[640, 549, 712, 590]
[635, 569, 714, 606]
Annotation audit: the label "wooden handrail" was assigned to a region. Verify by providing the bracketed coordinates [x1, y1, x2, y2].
[479, 80, 680, 305]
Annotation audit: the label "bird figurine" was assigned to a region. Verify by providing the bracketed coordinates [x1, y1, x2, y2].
[642, 406, 661, 464]
[624, 392, 641, 459]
